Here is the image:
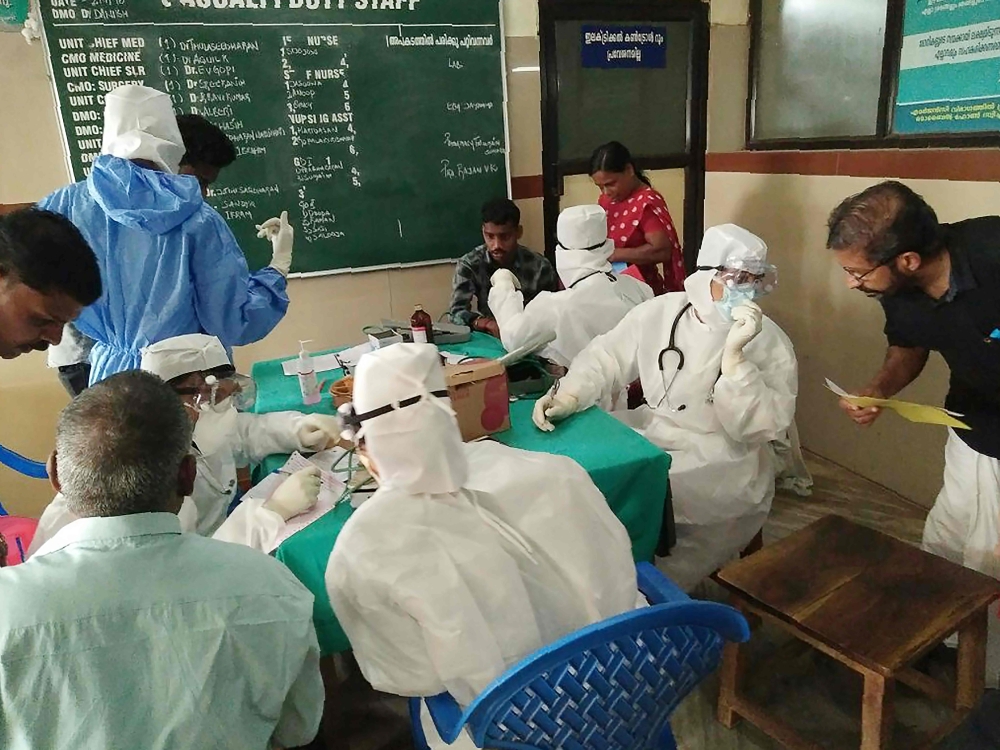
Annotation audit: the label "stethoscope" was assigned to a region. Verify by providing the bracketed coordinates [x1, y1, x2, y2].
[655, 302, 720, 412]
[656, 303, 692, 412]
[560, 239, 618, 290]
[568, 270, 617, 289]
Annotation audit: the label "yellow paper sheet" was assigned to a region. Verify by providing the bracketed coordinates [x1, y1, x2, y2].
[824, 379, 971, 430]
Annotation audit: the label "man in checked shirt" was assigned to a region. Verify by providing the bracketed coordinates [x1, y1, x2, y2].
[449, 198, 557, 338]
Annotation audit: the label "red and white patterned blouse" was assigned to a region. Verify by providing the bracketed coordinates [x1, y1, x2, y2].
[599, 186, 685, 296]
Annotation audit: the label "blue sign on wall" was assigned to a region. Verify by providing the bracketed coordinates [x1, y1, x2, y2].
[895, 0, 1000, 134]
[581, 25, 667, 69]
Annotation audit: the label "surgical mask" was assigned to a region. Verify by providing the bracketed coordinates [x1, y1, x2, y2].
[715, 284, 758, 322]
[192, 402, 238, 456]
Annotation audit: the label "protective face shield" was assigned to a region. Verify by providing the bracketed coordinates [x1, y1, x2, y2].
[693, 225, 774, 323]
[713, 255, 778, 321]
[176, 373, 256, 413]
[141, 333, 256, 412]
[101, 85, 185, 174]
[351, 343, 468, 494]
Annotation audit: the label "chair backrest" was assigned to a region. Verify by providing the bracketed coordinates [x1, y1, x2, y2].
[461, 600, 747, 750]
[0, 516, 39, 565]
[0, 445, 49, 516]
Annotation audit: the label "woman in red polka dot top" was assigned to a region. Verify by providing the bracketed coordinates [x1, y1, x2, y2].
[589, 141, 685, 296]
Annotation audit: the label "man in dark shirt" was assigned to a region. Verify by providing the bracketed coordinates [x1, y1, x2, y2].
[448, 197, 557, 337]
[827, 180, 1000, 683]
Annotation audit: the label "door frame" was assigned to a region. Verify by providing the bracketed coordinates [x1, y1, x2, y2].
[538, 0, 709, 270]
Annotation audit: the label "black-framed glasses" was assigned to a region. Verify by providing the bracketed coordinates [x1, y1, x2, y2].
[843, 259, 892, 283]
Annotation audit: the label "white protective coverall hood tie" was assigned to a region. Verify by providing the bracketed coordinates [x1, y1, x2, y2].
[488, 205, 653, 370]
[101, 85, 185, 175]
[326, 343, 638, 737]
[534, 224, 798, 591]
[352, 343, 468, 495]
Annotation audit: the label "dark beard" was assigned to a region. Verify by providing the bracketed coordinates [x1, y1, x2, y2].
[863, 266, 914, 299]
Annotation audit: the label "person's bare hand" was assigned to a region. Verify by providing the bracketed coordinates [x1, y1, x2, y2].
[839, 385, 884, 427]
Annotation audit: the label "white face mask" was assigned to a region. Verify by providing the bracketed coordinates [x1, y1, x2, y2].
[192, 400, 238, 456]
[715, 284, 758, 322]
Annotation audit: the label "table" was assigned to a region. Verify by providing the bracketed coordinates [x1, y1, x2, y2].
[251, 333, 672, 655]
[716, 515, 1000, 750]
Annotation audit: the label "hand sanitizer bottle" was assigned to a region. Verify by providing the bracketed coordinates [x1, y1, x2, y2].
[297, 340, 321, 406]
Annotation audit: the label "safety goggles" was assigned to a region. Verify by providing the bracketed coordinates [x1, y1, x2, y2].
[174, 371, 257, 412]
[708, 257, 778, 296]
[338, 389, 450, 443]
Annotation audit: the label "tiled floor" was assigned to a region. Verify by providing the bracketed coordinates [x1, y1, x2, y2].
[311, 451, 939, 750]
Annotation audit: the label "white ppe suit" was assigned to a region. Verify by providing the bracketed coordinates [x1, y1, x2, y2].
[488, 205, 653, 367]
[922, 428, 1000, 686]
[27, 409, 321, 556]
[29, 333, 336, 556]
[545, 226, 798, 590]
[325, 344, 637, 734]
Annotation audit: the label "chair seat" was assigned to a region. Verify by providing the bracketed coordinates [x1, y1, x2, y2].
[0, 516, 39, 566]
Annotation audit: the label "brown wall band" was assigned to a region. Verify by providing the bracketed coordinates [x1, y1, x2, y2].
[511, 175, 544, 201]
[705, 149, 1000, 182]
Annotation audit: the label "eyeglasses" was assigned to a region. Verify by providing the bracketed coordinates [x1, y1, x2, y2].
[843, 262, 888, 283]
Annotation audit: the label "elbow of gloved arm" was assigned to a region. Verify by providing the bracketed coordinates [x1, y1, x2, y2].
[714, 363, 798, 443]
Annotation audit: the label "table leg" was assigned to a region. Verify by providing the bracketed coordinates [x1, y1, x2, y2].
[860, 671, 894, 750]
[956, 609, 988, 711]
[718, 639, 745, 728]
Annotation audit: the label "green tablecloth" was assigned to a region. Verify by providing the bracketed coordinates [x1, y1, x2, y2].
[251, 333, 670, 655]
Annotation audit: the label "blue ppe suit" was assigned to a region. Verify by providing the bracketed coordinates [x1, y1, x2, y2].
[38, 155, 288, 384]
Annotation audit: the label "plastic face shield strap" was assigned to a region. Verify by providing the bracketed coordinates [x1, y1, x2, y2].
[338, 389, 451, 443]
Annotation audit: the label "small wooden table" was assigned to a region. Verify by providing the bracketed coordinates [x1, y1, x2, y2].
[716, 515, 1000, 750]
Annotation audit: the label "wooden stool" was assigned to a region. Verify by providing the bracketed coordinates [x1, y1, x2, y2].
[716, 514, 1000, 749]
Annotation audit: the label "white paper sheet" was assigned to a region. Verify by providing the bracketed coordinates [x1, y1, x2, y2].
[243, 451, 350, 551]
[281, 344, 468, 375]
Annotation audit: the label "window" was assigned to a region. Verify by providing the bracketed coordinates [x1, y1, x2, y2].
[748, 0, 1000, 148]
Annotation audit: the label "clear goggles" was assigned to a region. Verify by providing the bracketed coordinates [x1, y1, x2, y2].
[174, 371, 257, 412]
[710, 256, 778, 296]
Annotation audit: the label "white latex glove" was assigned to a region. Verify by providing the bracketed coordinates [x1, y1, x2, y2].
[532, 385, 579, 432]
[263, 467, 321, 521]
[491, 268, 521, 291]
[722, 302, 763, 377]
[296, 414, 343, 451]
[257, 210, 294, 277]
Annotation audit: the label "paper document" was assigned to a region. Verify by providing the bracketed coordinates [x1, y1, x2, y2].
[282, 343, 468, 375]
[244, 451, 349, 551]
[825, 379, 970, 430]
[281, 342, 374, 377]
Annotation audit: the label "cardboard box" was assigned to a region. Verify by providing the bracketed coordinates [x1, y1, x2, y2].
[444, 359, 510, 441]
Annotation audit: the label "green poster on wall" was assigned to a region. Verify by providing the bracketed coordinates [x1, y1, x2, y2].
[895, 0, 1000, 134]
[0, 0, 28, 27]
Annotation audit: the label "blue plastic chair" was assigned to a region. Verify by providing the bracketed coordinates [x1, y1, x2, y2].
[0, 444, 48, 516]
[410, 562, 750, 750]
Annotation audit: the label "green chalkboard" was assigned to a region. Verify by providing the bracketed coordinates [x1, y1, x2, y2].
[39, 0, 508, 274]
